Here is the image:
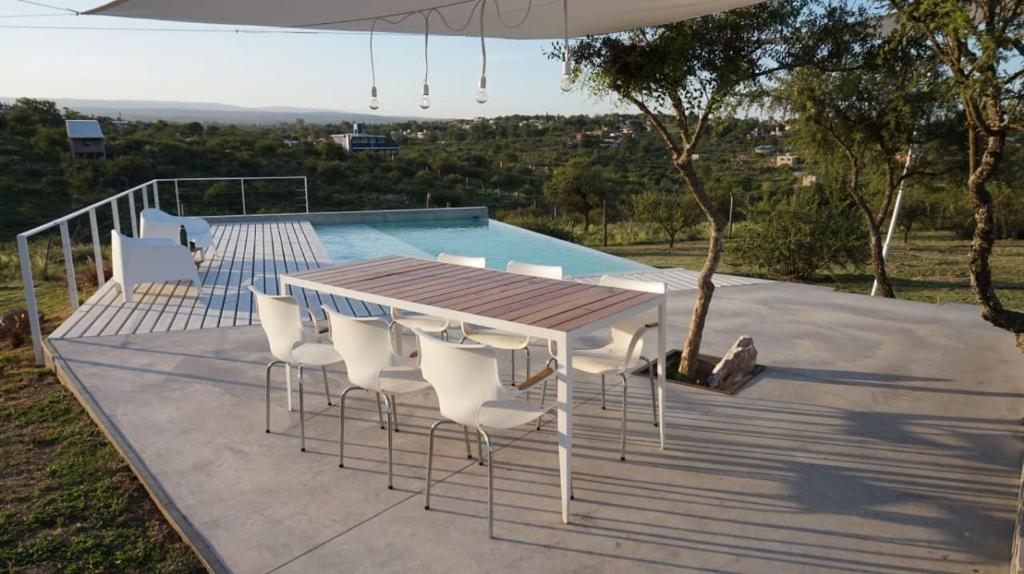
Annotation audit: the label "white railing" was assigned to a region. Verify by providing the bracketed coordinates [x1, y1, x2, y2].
[17, 175, 309, 365]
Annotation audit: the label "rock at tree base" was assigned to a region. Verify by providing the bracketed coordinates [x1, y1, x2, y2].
[707, 336, 757, 389]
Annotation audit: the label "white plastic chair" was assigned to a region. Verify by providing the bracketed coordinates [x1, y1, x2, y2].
[555, 275, 665, 461]
[324, 308, 437, 489]
[460, 261, 563, 387]
[390, 253, 487, 349]
[139, 208, 215, 255]
[251, 286, 342, 452]
[110, 230, 202, 303]
[416, 329, 551, 539]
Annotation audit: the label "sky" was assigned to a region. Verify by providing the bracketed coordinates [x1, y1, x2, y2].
[0, 1, 621, 118]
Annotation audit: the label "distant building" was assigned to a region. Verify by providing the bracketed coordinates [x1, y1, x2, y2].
[330, 123, 398, 152]
[775, 153, 802, 167]
[66, 119, 106, 157]
[801, 174, 819, 187]
[753, 144, 777, 155]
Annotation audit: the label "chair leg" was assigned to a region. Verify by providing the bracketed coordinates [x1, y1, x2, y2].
[601, 375, 607, 410]
[463, 425, 473, 459]
[384, 394, 395, 489]
[511, 350, 516, 387]
[620, 373, 628, 461]
[338, 386, 361, 468]
[525, 346, 531, 383]
[425, 419, 450, 510]
[376, 393, 385, 429]
[285, 364, 293, 412]
[480, 429, 495, 539]
[322, 366, 333, 406]
[476, 431, 484, 465]
[392, 395, 400, 433]
[265, 360, 282, 433]
[645, 358, 658, 427]
[298, 366, 306, 452]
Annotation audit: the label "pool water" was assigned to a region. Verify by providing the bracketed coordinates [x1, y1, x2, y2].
[315, 219, 650, 278]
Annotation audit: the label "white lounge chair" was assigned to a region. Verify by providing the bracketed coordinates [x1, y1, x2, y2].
[110, 230, 202, 303]
[460, 261, 563, 387]
[139, 208, 215, 255]
[390, 253, 487, 349]
[416, 329, 551, 539]
[323, 309, 434, 489]
[555, 275, 665, 461]
[250, 286, 342, 452]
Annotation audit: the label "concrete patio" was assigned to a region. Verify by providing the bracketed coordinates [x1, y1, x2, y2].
[46, 280, 1024, 573]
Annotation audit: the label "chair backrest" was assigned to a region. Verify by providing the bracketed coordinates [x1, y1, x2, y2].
[599, 275, 666, 362]
[110, 230, 126, 285]
[416, 329, 504, 427]
[507, 261, 563, 280]
[437, 253, 486, 269]
[250, 286, 304, 363]
[324, 309, 394, 390]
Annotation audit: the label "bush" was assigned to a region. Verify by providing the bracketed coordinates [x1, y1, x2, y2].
[733, 187, 868, 280]
[497, 209, 576, 242]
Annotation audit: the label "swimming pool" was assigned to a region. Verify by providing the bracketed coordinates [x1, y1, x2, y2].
[315, 219, 651, 277]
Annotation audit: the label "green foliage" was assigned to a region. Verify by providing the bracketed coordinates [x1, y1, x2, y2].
[733, 186, 868, 280]
[497, 209, 575, 242]
[542, 157, 607, 231]
[630, 189, 702, 248]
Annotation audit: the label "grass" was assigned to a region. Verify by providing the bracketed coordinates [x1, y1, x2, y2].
[599, 230, 1024, 310]
[0, 276, 204, 572]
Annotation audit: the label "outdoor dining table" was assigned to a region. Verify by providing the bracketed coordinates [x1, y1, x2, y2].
[279, 255, 667, 523]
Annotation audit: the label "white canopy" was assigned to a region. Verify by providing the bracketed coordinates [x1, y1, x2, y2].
[85, 0, 764, 40]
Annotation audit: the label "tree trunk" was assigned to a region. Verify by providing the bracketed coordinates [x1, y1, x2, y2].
[966, 123, 1024, 353]
[868, 229, 895, 298]
[843, 150, 895, 297]
[903, 224, 911, 245]
[676, 160, 726, 377]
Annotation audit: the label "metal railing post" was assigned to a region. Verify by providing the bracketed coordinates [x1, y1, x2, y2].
[17, 235, 44, 365]
[59, 221, 79, 312]
[128, 191, 138, 237]
[142, 185, 150, 209]
[88, 208, 104, 286]
[303, 177, 310, 213]
[174, 180, 181, 216]
[153, 181, 160, 209]
[240, 179, 247, 215]
[112, 197, 121, 233]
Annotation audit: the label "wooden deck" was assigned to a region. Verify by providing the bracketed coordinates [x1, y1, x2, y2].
[50, 221, 386, 340]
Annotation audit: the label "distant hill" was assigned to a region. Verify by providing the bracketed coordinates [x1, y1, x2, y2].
[0, 97, 413, 125]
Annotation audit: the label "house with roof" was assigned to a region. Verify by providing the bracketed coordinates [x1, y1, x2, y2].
[65, 119, 106, 157]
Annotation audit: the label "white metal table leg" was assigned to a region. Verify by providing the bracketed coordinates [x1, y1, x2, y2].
[556, 333, 573, 523]
[657, 301, 667, 449]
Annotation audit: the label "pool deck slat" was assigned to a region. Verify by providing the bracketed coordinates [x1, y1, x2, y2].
[48, 221, 385, 342]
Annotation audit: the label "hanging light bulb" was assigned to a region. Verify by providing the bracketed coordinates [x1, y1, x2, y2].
[368, 21, 381, 110]
[559, 0, 573, 92]
[369, 86, 380, 110]
[419, 13, 432, 110]
[420, 83, 431, 109]
[475, 0, 488, 104]
[476, 76, 488, 104]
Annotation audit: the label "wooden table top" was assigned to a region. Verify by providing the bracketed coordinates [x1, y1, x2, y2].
[283, 256, 663, 334]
